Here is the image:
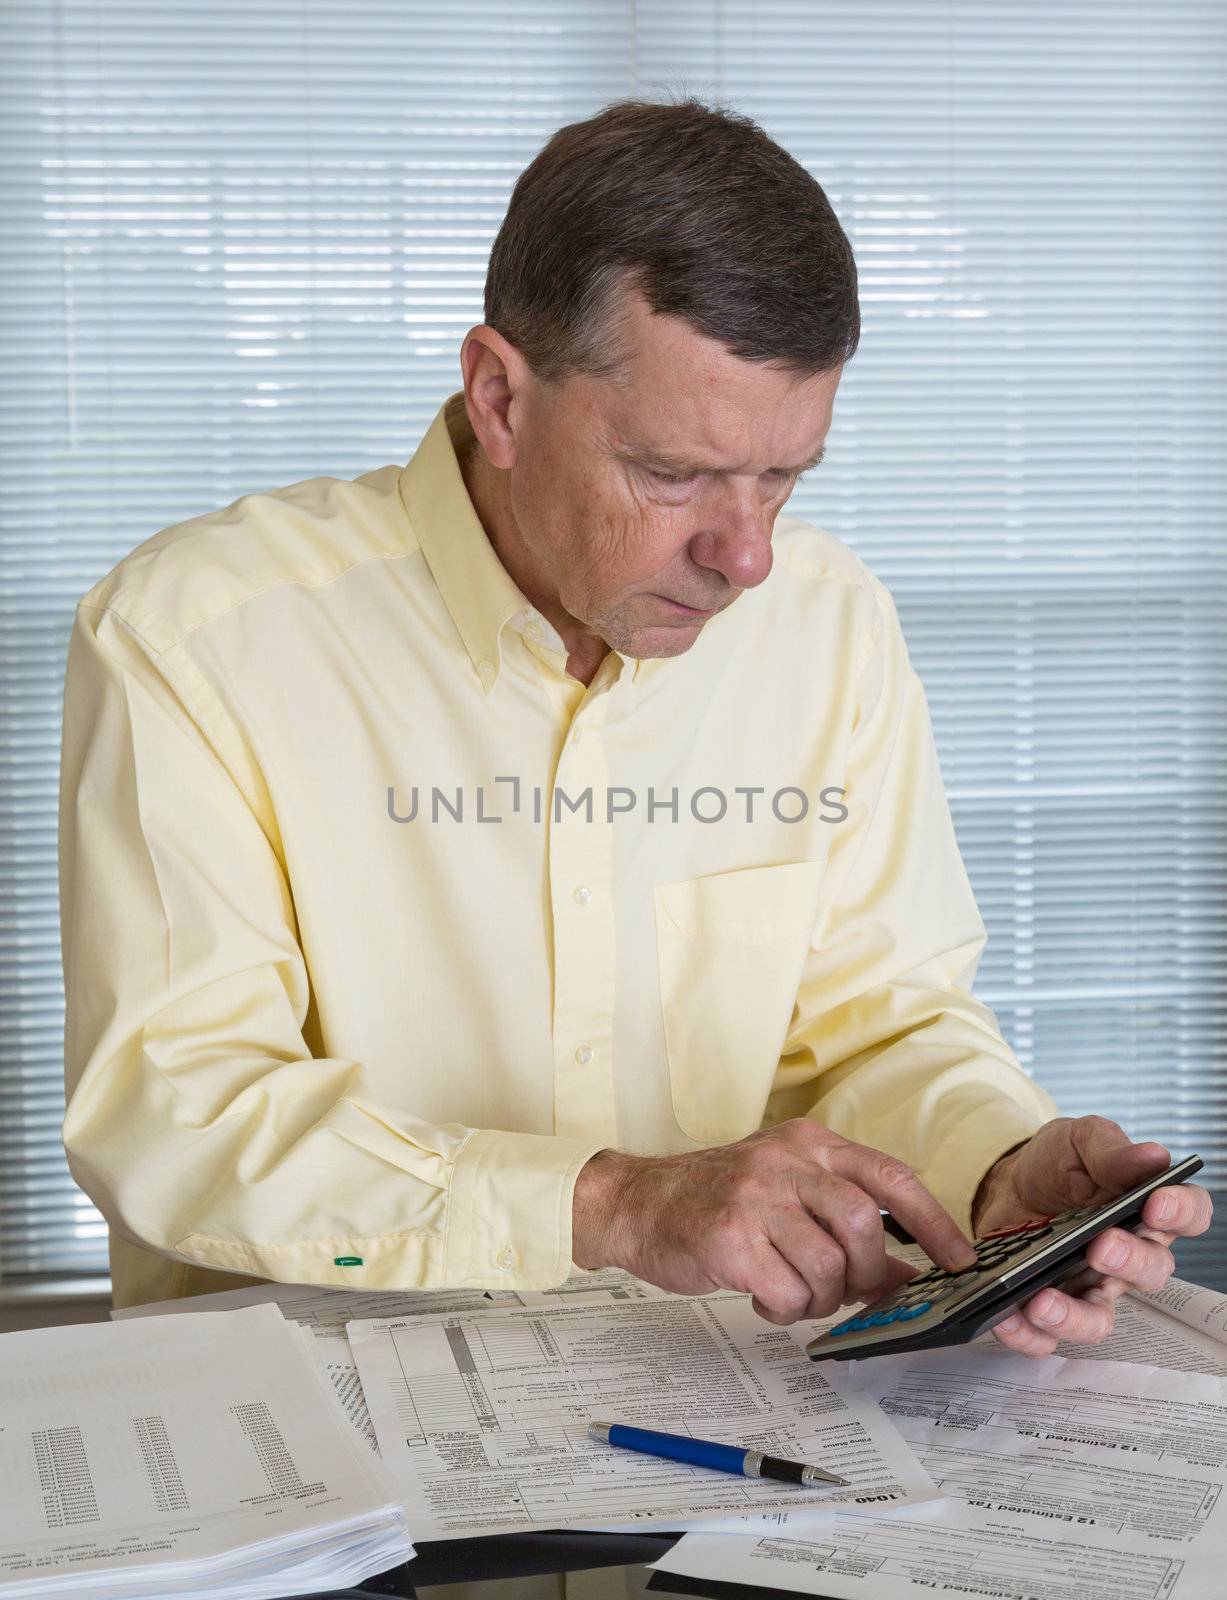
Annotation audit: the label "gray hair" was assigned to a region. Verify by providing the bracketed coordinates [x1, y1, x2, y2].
[484, 94, 860, 387]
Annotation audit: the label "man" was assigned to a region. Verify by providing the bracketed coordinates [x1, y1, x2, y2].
[60, 94, 1209, 1368]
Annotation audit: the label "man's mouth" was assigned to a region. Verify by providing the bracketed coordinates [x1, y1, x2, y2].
[654, 594, 718, 618]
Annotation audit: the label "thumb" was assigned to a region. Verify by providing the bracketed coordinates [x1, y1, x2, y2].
[1071, 1121, 1170, 1200]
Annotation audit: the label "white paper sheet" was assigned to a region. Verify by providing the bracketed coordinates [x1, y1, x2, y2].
[654, 1343, 1227, 1599]
[1051, 1288, 1227, 1376]
[0, 1302, 411, 1599]
[345, 1291, 940, 1541]
[1133, 1276, 1227, 1350]
[650, 1509, 1206, 1599]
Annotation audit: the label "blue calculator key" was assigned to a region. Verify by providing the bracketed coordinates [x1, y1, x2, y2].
[829, 1320, 856, 1336]
[896, 1301, 932, 1320]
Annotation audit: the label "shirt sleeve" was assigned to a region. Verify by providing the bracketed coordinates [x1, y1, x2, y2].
[58, 604, 605, 1292]
[765, 577, 1061, 1238]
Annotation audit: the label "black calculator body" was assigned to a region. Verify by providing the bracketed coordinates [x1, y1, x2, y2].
[806, 1154, 1203, 1362]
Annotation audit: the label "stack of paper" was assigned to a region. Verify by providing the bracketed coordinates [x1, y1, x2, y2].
[103, 1260, 1227, 1600]
[0, 1301, 412, 1599]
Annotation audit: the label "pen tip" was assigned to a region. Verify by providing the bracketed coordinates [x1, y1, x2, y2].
[802, 1466, 851, 1487]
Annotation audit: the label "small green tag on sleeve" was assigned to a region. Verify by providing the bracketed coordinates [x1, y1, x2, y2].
[333, 1255, 364, 1267]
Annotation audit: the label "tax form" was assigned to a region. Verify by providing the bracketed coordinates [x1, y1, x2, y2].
[345, 1291, 940, 1540]
[653, 1340, 1227, 1599]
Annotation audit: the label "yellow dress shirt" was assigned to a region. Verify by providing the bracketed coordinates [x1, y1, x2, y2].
[58, 390, 1060, 1310]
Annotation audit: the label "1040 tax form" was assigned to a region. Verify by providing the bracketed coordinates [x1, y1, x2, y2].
[345, 1290, 941, 1540]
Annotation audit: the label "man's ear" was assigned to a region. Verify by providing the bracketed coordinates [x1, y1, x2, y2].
[460, 325, 531, 470]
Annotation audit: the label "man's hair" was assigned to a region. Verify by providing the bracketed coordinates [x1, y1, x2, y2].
[484, 95, 859, 387]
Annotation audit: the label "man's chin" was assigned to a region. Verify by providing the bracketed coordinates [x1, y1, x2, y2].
[601, 596, 726, 660]
[622, 621, 707, 659]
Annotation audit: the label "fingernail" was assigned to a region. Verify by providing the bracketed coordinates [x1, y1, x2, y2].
[997, 1314, 1024, 1334]
[1032, 1294, 1065, 1327]
[1103, 1239, 1128, 1269]
[1154, 1192, 1176, 1224]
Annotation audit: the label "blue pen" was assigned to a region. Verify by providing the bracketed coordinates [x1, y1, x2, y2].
[588, 1422, 849, 1487]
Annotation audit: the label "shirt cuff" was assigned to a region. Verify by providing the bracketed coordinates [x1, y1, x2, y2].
[443, 1128, 609, 1289]
[919, 1096, 1056, 1241]
[172, 1128, 607, 1292]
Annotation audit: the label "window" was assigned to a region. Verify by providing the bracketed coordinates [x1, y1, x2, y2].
[2, 2, 1221, 1287]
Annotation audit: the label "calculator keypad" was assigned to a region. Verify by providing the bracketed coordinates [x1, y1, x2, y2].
[825, 1215, 1058, 1339]
[809, 1158, 1201, 1361]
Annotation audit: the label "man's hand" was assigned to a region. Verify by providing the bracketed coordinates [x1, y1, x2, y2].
[970, 1115, 1214, 1356]
[572, 1121, 978, 1325]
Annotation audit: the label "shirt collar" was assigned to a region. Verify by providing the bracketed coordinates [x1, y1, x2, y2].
[398, 392, 534, 692]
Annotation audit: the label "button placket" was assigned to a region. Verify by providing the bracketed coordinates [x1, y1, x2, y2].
[549, 688, 617, 1141]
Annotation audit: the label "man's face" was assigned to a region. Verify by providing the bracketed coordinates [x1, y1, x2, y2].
[503, 290, 842, 660]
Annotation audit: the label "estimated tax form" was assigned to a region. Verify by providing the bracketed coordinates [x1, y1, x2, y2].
[653, 1275, 1227, 1600]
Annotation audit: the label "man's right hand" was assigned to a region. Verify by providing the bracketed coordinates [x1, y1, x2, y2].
[571, 1121, 977, 1325]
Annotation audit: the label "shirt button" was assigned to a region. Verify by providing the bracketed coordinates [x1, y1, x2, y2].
[477, 658, 494, 679]
[496, 1247, 516, 1271]
[575, 1045, 594, 1065]
[572, 885, 592, 905]
[525, 622, 541, 640]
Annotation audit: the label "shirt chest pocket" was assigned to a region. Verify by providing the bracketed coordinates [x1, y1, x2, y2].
[652, 860, 825, 1146]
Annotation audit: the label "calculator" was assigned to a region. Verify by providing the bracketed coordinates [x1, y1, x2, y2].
[805, 1154, 1204, 1362]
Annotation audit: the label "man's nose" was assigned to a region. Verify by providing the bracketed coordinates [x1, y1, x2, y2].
[689, 491, 775, 590]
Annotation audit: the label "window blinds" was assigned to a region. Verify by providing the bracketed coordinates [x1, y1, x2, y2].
[1, 2, 1222, 1288]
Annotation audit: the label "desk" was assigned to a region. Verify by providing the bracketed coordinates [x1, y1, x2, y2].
[285, 1530, 682, 1597]
[274, 1529, 864, 1598]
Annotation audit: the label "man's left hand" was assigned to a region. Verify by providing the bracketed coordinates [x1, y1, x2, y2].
[970, 1116, 1213, 1356]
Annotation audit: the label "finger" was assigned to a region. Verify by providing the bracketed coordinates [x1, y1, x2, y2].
[1068, 1119, 1170, 1200]
[741, 1241, 821, 1325]
[767, 1202, 919, 1316]
[792, 1173, 896, 1303]
[1085, 1228, 1175, 1294]
[991, 1311, 1060, 1357]
[1142, 1182, 1213, 1239]
[764, 1209, 849, 1317]
[1018, 1285, 1116, 1343]
[825, 1144, 977, 1271]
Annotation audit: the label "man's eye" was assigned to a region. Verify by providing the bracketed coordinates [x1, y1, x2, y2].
[650, 468, 698, 487]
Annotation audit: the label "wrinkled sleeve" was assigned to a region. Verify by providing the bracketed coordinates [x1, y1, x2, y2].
[765, 579, 1060, 1237]
[58, 604, 603, 1292]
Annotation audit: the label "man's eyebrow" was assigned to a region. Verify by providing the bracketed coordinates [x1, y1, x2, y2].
[623, 442, 826, 475]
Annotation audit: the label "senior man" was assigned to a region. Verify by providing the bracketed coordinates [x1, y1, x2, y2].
[60, 93, 1209, 1384]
